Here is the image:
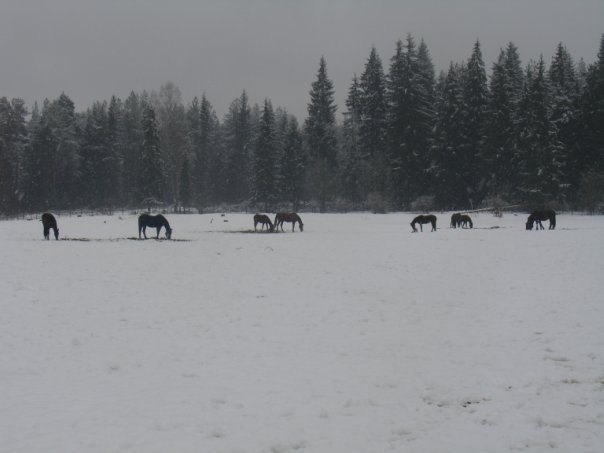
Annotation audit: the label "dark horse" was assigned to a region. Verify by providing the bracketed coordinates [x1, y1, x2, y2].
[458, 214, 473, 229]
[526, 209, 556, 230]
[450, 212, 473, 228]
[138, 214, 172, 239]
[274, 212, 304, 232]
[411, 214, 437, 232]
[450, 213, 462, 228]
[42, 212, 59, 240]
[253, 214, 274, 232]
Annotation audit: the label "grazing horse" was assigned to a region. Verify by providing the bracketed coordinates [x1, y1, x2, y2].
[458, 214, 473, 229]
[411, 214, 437, 232]
[254, 214, 274, 232]
[138, 213, 172, 239]
[526, 209, 556, 230]
[274, 212, 304, 232]
[42, 212, 59, 240]
[450, 213, 462, 228]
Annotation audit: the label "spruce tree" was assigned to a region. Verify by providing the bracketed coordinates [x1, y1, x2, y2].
[485, 44, 524, 198]
[387, 35, 435, 207]
[0, 97, 27, 213]
[224, 91, 253, 203]
[80, 101, 109, 207]
[462, 40, 489, 207]
[359, 47, 388, 198]
[121, 92, 144, 206]
[191, 94, 220, 206]
[105, 96, 122, 209]
[179, 153, 192, 211]
[281, 117, 306, 211]
[432, 63, 467, 209]
[340, 74, 365, 204]
[140, 105, 164, 206]
[515, 57, 565, 205]
[154, 82, 187, 206]
[252, 99, 278, 211]
[579, 34, 604, 189]
[305, 56, 338, 212]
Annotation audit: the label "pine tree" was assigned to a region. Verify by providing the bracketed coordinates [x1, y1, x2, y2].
[191, 94, 221, 206]
[179, 153, 192, 211]
[25, 94, 80, 210]
[340, 74, 365, 204]
[140, 105, 164, 206]
[80, 101, 109, 207]
[515, 57, 565, 205]
[0, 97, 27, 213]
[105, 96, 122, 209]
[154, 82, 187, 206]
[305, 56, 338, 212]
[121, 91, 144, 206]
[252, 99, 278, 211]
[359, 47, 388, 197]
[281, 117, 306, 211]
[485, 43, 524, 198]
[579, 34, 604, 191]
[461, 40, 489, 207]
[386, 35, 435, 207]
[432, 63, 467, 209]
[224, 91, 253, 203]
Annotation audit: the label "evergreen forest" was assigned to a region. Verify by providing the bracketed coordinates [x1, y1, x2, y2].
[1, 34, 604, 215]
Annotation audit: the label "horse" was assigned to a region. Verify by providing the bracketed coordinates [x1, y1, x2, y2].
[457, 214, 473, 229]
[254, 214, 274, 232]
[450, 213, 462, 228]
[274, 212, 304, 232]
[526, 209, 556, 230]
[42, 213, 59, 240]
[138, 213, 172, 239]
[411, 214, 437, 232]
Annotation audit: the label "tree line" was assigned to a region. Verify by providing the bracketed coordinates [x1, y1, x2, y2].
[1, 33, 603, 215]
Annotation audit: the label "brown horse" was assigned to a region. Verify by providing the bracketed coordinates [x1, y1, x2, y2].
[138, 214, 172, 239]
[42, 213, 59, 240]
[526, 209, 556, 230]
[457, 214, 473, 229]
[411, 214, 437, 232]
[274, 212, 304, 232]
[254, 214, 274, 232]
[450, 213, 462, 228]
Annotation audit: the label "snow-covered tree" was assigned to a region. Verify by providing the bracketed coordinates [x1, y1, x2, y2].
[515, 57, 566, 205]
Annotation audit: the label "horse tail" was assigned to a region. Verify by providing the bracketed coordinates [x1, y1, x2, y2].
[551, 211, 556, 229]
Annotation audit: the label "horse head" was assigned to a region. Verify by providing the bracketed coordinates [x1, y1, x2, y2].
[526, 218, 534, 230]
[165, 227, 172, 239]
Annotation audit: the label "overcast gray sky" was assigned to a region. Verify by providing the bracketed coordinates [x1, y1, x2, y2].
[1, 0, 602, 120]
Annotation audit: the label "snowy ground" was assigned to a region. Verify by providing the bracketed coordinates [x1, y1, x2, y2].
[1, 211, 603, 453]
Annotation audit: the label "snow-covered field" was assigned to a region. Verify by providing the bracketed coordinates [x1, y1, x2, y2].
[1, 211, 603, 453]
